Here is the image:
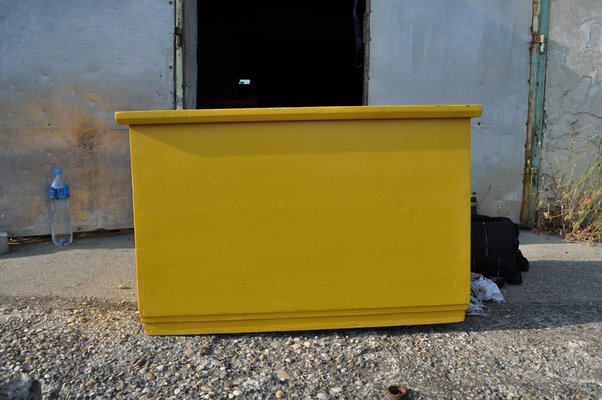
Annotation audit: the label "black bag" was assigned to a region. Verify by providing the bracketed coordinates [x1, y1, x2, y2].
[471, 215, 529, 284]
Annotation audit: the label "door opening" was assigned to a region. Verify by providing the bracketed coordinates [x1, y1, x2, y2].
[197, 0, 365, 108]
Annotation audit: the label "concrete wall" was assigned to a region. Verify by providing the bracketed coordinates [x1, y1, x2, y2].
[540, 0, 602, 199]
[0, 0, 174, 236]
[367, 0, 532, 222]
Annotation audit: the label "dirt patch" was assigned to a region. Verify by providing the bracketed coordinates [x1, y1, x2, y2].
[74, 116, 103, 152]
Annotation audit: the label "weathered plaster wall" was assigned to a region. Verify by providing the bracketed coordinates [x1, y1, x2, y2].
[0, 0, 174, 236]
[540, 0, 602, 199]
[367, 0, 532, 222]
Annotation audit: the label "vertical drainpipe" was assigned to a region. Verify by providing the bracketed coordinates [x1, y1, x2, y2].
[520, 0, 549, 227]
[174, 0, 185, 110]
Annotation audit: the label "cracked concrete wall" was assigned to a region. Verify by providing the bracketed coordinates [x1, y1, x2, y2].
[541, 1, 602, 200]
[0, 0, 174, 236]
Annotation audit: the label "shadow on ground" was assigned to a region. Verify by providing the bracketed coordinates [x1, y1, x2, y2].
[2, 232, 134, 259]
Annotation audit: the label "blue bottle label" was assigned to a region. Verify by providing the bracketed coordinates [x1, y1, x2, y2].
[49, 186, 70, 199]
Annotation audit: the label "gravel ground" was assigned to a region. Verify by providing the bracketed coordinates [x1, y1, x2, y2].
[1, 295, 600, 399]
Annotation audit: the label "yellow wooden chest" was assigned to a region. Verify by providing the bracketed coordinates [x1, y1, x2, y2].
[115, 105, 482, 335]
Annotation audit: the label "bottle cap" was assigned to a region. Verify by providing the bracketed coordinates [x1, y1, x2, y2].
[54, 168, 62, 175]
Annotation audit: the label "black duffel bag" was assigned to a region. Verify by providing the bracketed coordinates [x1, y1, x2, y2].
[471, 215, 529, 284]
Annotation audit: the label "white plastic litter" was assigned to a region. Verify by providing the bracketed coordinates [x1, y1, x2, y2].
[472, 273, 505, 303]
[467, 273, 505, 316]
[467, 298, 487, 316]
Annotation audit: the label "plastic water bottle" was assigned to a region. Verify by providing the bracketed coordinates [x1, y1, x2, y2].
[48, 168, 73, 246]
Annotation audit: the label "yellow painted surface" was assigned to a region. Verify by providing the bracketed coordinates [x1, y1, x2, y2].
[115, 105, 482, 335]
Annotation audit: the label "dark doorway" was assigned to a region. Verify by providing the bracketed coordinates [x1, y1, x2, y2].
[197, 0, 365, 108]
